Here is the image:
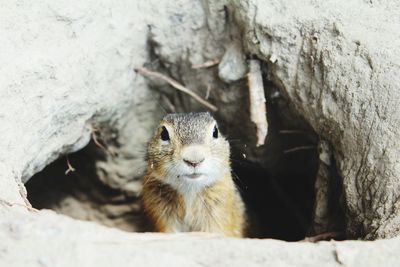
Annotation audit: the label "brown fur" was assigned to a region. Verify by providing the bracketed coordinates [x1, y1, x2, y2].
[142, 112, 246, 237]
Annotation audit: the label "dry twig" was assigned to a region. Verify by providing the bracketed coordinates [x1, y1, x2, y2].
[191, 59, 219, 69]
[283, 145, 316, 154]
[134, 67, 218, 112]
[247, 60, 268, 146]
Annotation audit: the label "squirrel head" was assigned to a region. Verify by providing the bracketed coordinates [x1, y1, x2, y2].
[147, 112, 231, 192]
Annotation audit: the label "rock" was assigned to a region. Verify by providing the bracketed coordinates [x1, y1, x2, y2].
[0, 0, 161, 192]
[1, 205, 400, 267]
[231, 0, 400, 239]
[218, 42, 248, 83]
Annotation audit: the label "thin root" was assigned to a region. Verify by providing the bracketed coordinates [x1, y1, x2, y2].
[134, 67, 218, 112]
[91, 127, 107, 151]
[65, 156, 76, 175]
[191, 59, 219, 69]
[90, 126, 116, 156]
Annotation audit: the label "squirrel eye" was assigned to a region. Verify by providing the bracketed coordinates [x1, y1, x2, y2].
[212, 125, 219, 139]
[160, 126, 170, 141]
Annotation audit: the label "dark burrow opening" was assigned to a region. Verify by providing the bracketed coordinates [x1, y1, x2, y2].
[25, 81, 343, 241]
[26, 142, 149, 232]
[227, 82, 321, 240]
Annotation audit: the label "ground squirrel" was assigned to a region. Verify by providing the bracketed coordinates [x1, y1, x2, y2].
[142, 112, 246, 237]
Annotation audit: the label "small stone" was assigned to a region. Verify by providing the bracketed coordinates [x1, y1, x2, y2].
[269, 54, 278, 63]
[218, 43, 248, 83]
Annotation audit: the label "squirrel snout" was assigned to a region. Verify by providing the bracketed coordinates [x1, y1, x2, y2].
[181, 145, 206, 168]
[183, 158, 205, 167]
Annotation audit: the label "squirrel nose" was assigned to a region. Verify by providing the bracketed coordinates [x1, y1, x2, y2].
[181, 145, 206, 168]
[183, 158, 205, 167]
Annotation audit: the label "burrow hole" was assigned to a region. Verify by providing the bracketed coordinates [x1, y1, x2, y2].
[25, 80, 343, 241]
